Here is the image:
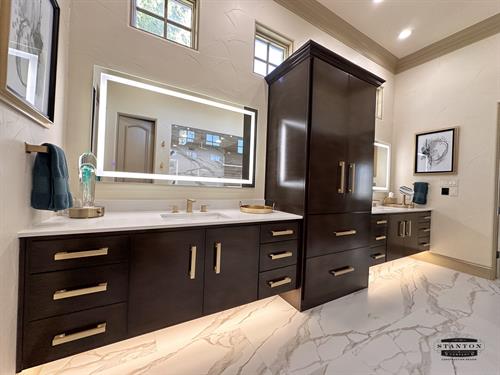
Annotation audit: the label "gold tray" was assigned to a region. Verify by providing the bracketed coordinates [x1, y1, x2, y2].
[240, 204, 273, 214]
[68, 206, 105, 219]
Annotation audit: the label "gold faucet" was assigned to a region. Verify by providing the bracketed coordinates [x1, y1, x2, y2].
[186, 199, 196, 213]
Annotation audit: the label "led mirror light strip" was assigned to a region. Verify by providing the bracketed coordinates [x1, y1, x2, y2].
[96, 72, 256, 184]
[373, 141, 391, 191]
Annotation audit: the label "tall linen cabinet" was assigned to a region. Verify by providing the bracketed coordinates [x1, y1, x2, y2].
[265, 41, 384, 310]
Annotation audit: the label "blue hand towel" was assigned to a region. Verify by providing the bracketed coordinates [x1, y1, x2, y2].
[31, 143, 73, 211]
[412, 182, 429, 205]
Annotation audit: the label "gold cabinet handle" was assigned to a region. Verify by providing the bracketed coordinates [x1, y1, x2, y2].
[371, 253, 386, 260]
[54, 248, 108, 261]
[214, 242, 222, 274]
[334, 229, 357, 237]
[338, 161, 346, 193]
[53, 283, 107, 300]
[423, 216, 431, 220]
[268, 276, 292, 288]
[375, 235, 387, 241]
[189, 245, 197, 280]
[348, 163, 356, 193]
[376, 220, 387, 225]
[52, 323, 106, 346]
[423, 228, 431, 232]
[405, 220, 412, 237]
[398, 221, 406, 237]
[330, 266, 355, 277]
[269, 251, 293, 260]
[271, 229, 294, 237]
[420, 242, 430, 247]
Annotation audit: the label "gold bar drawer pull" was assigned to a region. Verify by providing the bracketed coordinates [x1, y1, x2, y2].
[423, 228, 431, 232]
[189, 245, 197, 280]
[371, 253, 386, 260]
[52, 323, 106, 346]
[375, 235, 387, 241]
[423, 216, 431, 220]
[54, 248, 109, 261]
[376, 220, 387, 225]
[330, 266, 355, 277]
[269, 251, 293, 260]
[53, 283, 108, 300]
[334, 230, 357, 237]
[268, 277, 292, 288]
[271, 229, 294, 237]
[421, 242, 430, 247]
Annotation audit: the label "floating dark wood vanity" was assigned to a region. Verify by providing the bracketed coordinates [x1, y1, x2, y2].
[17, 220, 301, 371]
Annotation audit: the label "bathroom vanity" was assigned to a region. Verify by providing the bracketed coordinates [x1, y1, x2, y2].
[16, 210, 301, 371]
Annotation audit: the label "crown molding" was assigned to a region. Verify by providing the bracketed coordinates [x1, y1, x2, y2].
[273, 0, 500, 76]
[273, 0, 398, 73]
[396, 13, 500, 73]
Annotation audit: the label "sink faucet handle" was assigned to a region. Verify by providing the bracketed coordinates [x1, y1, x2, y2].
[200, 204, 208, 213]
[187, 198, 196, 203]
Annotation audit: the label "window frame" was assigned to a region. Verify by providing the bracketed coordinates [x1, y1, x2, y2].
[130, 0, 198, 49]
[253, 24, 292, 77]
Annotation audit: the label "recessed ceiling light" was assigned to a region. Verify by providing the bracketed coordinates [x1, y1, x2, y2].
[398, 28, 412, 40]
[373, 0, 384, 3]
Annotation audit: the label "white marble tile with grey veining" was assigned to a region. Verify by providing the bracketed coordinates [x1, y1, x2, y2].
[22, 258, 500, 375]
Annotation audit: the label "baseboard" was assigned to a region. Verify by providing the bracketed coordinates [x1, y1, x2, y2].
[411, 251, 496, 280]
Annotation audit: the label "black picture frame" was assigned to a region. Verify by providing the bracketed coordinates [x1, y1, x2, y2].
[0, 0, 60, 127]
[414, 127, 458, 174]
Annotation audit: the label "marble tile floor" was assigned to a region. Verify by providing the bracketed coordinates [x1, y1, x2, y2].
[23, 258, 500, 375]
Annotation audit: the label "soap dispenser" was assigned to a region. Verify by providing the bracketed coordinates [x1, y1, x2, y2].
[68, 151, 105, 218]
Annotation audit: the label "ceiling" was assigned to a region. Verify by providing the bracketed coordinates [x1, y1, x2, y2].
[317, 0, 500, 58]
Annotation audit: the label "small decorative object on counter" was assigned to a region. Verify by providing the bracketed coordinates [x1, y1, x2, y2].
[68, 151, 104, 219]
[239, 201, 274, 214]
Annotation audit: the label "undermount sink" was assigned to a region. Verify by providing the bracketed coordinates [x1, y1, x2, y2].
[160, 212, 230, 221]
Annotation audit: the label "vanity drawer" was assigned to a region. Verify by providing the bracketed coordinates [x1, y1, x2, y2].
[306, 213, 371, 257]
[22, 303, 127, 369]
[258, 265, 297, 299]
[368, 245, 386, 266]
[418, 212, 432, 223]
[260, 222, 299, 243]
[25, 264, 129, 321]
[27, 235, 130, 274]
[259, 240, 298, 271]
[304, 247, 369, 305]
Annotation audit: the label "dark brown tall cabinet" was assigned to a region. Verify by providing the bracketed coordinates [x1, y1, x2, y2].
[265, 41, 384, 311]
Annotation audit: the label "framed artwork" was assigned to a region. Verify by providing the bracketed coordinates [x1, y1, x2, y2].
[0, 0, 60, 127]
[414, 127, 458, 174]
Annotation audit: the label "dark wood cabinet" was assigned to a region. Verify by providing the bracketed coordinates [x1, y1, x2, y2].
[387, 211, 431, 261]
[128, 230, 205, 336]
[204, 225, 260, 315]
[265, 40, 383, 311]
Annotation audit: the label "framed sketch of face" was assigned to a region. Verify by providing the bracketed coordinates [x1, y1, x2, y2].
[0, 0, 60, 127]
[414, 127, 458, 174]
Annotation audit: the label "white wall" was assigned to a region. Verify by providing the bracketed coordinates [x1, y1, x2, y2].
[65, 0, 395, 200]
[393, 34, 500, 268]
[0, 1, 71, 373]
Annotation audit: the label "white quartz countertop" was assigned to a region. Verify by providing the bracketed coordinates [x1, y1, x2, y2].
[371, 206, 432, 215]
[18, 209, 303, 238]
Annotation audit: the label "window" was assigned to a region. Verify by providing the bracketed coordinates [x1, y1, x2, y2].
[178, 129, 195, 145]
[206, 134, 221, 147]
[253, 23, 292, 76]
[210, 154, 222, 162]
[237, 139, 244, 154]
[131, 0, 197, 48]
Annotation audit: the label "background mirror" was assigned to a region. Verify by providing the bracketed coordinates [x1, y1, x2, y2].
[373, 142, 390, 191]
[92, 67, 256, 187]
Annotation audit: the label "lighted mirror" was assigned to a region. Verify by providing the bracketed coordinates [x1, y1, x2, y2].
[373, 142, 390, 191]
[91, 67, 257, 186]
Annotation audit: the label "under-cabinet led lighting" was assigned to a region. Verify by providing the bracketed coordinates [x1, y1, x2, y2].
[398, 28, 412, 40]
[96, 72, 256, 185]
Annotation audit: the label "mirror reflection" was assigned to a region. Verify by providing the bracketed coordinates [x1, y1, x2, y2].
[92, 67, 256, 186]
[373, 142, 390, 191]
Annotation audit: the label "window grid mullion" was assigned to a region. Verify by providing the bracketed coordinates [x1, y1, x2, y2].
[136, 6, 166, 22]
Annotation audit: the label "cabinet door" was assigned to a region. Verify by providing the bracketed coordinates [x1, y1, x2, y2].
[346, 75, 376, 212]
[204, 226, 259, 315]
[308, 58, 350, 214]
[387, 214, 407, 261]
[128, 230, 205, 336]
